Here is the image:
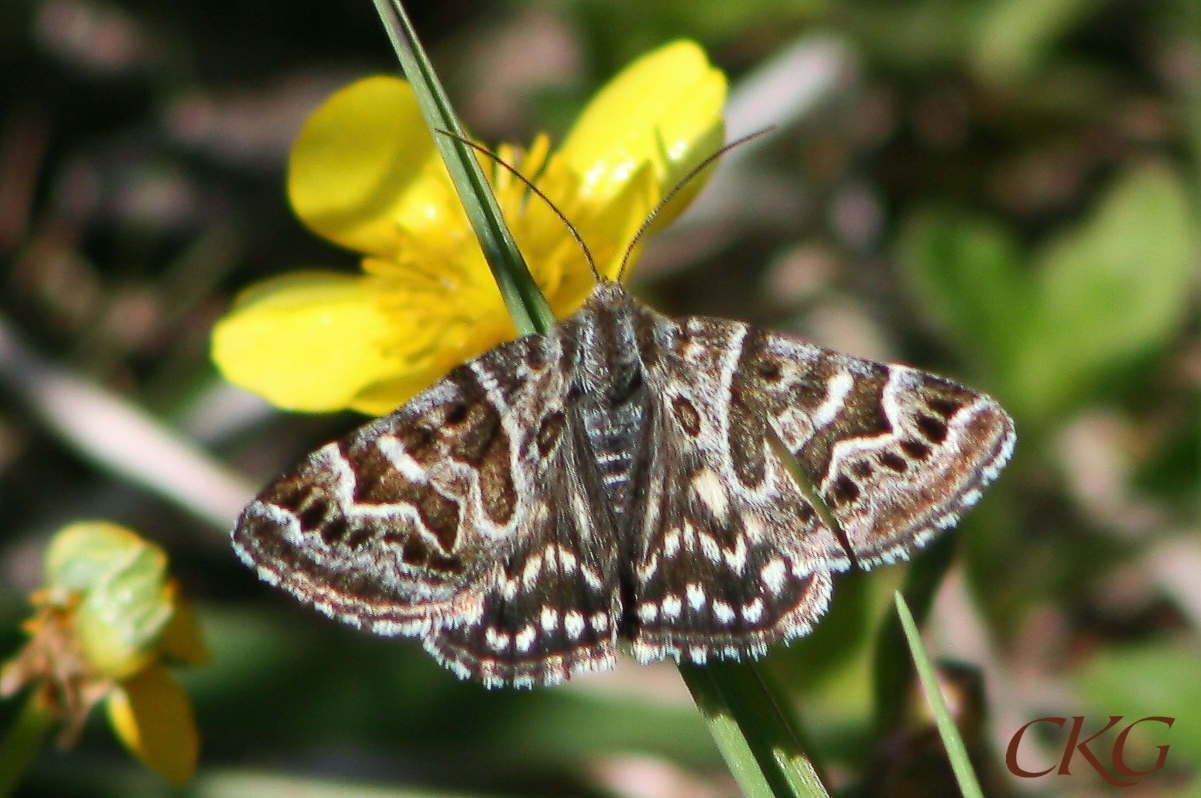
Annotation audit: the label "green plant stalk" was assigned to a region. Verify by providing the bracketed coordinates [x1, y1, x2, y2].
[893, 591, 985, 798]
[370, 0, 554, 337]
[0, 690, 56, 798]
[872, 530, 956, 736]
[368, 9, 830, 797]
[680, 662, 831, 798]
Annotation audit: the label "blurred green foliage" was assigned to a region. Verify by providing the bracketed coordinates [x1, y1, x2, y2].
[901, 163, 1196, 423]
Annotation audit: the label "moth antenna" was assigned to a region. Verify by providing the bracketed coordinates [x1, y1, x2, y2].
[436, 130, 602, 284]
[616, 127, 775, 284]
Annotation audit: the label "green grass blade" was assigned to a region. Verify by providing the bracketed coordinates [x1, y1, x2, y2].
[0, 692, 55, 798]
[370, 0, 554, 336]
[679, 662, 831, 798]
[872, 532, 956, 735]
[893, 591, 985, 798]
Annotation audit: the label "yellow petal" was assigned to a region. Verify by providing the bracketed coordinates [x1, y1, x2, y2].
[108, 665, 199, 787]
[211, 272, 409, 412]
[158, 586, 209, 666]
[224, 43, 729, 417]
[557, 160, 658, 286]
[559, 40, 727, 218]
[288, 76, 440, 257]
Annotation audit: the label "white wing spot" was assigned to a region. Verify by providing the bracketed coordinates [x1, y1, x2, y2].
[377, 436, 429, 483]
[686, 582, 707, 611]
[461, 599, 484, 627]
[636, 553, 660, 583]
[515, 624, 537, 653]
[760, 557, 787, 594]
[564, 610, 585, 640]
[478, 661, 500, 687]
[559, 549, 578, 574]
[661, 593, 683, 620]
[637, 602, 659, 623]
[581, 564, 605, 590]
[723, 535, 748, 572]
[664, 528, 681, 557]
[812, 369, 855, 430]
[540, 606, 559, 633]
[681, 520, 697, 550]
[252, 562, 280, 586]
[689, 646, 708, 664]
[690, 468, 729, 519]
[521, 553, 544, 586]
[590, 612, 610, 633]
[699, 532, 721, 564]
[713, 600, 735, 624]
[485, 628, 511, 652]
[742, 597, 765, 624]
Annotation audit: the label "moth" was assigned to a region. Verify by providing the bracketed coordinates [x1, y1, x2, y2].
[233, 276, 1015, 688]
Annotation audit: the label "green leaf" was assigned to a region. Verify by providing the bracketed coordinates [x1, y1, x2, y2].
[902, 163, 1198, 425]
[0, 692, 56, 798]
[1008, 163, 1196, 420]
[370, 0, 554, 337]
[897, 208, 1029, 378]
[972, 0, 1100, 83]
[194, 770, 493, 798]
[1077, 642, 1201, 771]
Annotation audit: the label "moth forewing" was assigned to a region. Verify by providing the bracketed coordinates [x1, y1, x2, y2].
[233, 280, 1015, 687]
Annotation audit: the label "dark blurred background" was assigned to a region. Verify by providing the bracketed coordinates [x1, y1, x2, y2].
[1, 0, 1199, 796]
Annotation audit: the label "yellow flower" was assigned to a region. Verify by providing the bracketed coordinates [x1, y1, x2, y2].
[0, 522, 207, 787]
[211, 41, 726, 415]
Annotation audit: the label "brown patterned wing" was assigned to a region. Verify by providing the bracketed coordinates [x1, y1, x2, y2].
[624, 306, 1014, 664]
[232, 333, 622, 688]
[625, 310, 852, 665]
[727, 326, 1016, 567]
